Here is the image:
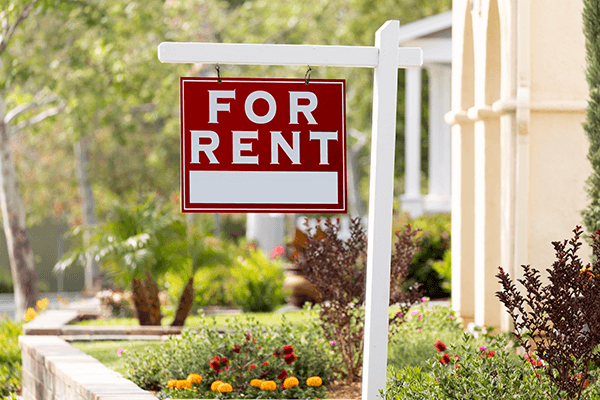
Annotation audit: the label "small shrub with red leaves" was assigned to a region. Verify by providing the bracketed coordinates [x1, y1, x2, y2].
[295, 217, 423, 381]
[496, 226, 600, 399]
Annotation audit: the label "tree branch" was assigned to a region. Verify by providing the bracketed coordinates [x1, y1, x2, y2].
[0, 0, 39, 57]
[8, 101, 66, 135]
[348, 128, 367, 153]
[4, 93, 60, 125]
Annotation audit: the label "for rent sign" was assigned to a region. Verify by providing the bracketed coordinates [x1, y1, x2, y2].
[180, 77, 346, 213]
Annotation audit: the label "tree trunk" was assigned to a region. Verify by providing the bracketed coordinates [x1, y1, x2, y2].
[131, 277, 151, 325]
[171, 277, 194, 327]
[144, 271, 162, 325]
[74, 135, 100, 293]
[131, 274, 162, 326]
[0, 97, 39, 321]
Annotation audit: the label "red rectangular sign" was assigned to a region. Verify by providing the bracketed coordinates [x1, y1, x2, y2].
[180, 77, 347, 213]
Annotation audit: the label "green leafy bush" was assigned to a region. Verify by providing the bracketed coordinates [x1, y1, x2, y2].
[123, 315, 332, 399]
[166, 240, 286, 312]
[231, 248, 286, 312]
[430, 248, 451, 293]
[220, 214, 247, 243]
[0, 316, 22, 398]
[392, 212, 451, 299]
[387, 302, 464, 370]
[383, 334, 600, 400]
[0, 279, 13, 294]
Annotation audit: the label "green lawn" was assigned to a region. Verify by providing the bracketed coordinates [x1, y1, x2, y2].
[72, 309, 318, 327]
[71, 340, 163, 376]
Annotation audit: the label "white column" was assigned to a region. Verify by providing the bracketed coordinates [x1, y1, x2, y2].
[400, 67, 423, 217]
[424, 64, 452, 213]
[246, 213, 285, 253]
[473, 117, 502, 328]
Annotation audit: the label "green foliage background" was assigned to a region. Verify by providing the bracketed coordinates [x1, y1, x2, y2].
[0, 0, 451, 292]
[582, 0, 600, 236]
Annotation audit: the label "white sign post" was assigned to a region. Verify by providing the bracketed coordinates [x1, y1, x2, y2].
[158, 21, 422, 400]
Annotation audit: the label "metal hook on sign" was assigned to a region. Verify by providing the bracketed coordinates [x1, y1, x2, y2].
[304, 66, 312, 85]
[215, 64, 222, 83]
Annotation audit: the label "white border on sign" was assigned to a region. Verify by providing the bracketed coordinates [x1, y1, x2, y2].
[181, 78, 347, 213]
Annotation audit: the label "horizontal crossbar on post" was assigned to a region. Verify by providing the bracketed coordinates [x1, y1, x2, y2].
[158, 42, 422, 68]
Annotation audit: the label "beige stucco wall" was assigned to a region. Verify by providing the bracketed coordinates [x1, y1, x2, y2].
[530, 0, 587, 102]
[527, 0, 590, 273]
[528, 113, 590, 272]
[449, 0, 591, 331]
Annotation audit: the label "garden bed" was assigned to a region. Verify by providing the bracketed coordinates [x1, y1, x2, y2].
[18, 301, 472, 400]
[19, 336, 361, 400]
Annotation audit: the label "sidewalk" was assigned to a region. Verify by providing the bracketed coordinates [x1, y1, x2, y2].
[0, 292, 100, 321]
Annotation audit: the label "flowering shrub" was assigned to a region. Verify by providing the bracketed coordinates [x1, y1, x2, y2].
[123, 315, 332, 399]
[382, 334, 600, 400]
[1, 297, 47, 397]
[0, 315, 22, 398]
[388, 302, 471, 370]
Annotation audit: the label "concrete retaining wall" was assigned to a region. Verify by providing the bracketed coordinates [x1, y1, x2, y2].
[19, 335, 157, 400]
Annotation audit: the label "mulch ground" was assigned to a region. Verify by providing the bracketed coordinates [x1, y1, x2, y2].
[326, 379, 362, 399]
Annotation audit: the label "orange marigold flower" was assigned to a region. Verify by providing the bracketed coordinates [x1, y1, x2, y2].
[36, 298, 49, 310]
[260, 380, 277, 391]
[306, 376, 322, 387]
[176, 380, 191, 389]
[487, 351, 496, 358]
[218, 383, 233, 393]
[283, 377, 299, 389]
[187, 374, 202, 384]
[250, 379, 263, 388]
[25, 307, 37, 322]
[211, 380, 224, 391]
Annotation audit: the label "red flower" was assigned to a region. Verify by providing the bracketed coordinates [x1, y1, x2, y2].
[284, 354, 297, 364]
[270, 245, 286, 259]
[233, 345, 241, 353]
[524, 353, 543, 368]
[283, 345, 294, 355]
[273, 348, 282, 358]
[487, 351, 496, 358]
[439, 353, 451, 365]
[278, 370, 288, 380]
[221, 357, 229, 365]
[249, 364, 257, 371]
[263, 361, 269, 366]
[209, 356, 221, 371]
[434, 341, 447, 352]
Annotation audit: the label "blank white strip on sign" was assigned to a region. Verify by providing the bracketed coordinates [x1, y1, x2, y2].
[189, 171, 338, 204]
